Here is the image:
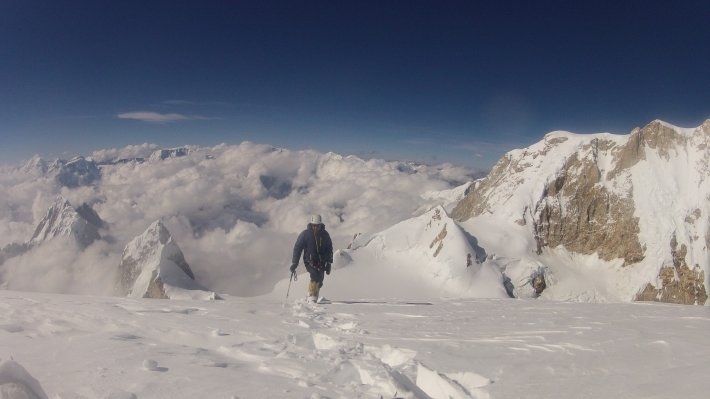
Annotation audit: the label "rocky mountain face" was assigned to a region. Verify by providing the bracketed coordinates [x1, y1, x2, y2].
[30, 197, 103, 249]
[117, 220, 218, 300]
[452, 120, 710, 305]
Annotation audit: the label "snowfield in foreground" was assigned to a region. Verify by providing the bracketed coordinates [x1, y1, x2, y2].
[1, 291, 708, 399]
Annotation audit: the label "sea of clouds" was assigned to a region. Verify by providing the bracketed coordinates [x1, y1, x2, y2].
[0, 142, 481, 296]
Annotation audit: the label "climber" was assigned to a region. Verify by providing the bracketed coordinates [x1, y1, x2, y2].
[290, 214, 333, 302]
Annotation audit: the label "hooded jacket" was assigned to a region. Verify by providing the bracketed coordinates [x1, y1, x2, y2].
[292, 223, 333, 269]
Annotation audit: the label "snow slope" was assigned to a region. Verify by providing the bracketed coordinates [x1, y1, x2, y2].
[305, 206, 508, 300]
[1, 290, 709, 398]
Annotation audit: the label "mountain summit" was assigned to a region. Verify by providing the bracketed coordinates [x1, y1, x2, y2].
[452, 119, 710, 304]
[330, 206, 507, 298]
[30, 197, 103, 249]
[117, 220, 218, 300]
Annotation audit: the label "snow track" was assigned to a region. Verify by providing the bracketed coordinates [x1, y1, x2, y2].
[1, 291, 710, 398]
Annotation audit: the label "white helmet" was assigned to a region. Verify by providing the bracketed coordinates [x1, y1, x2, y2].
[310, 214, 322, 224]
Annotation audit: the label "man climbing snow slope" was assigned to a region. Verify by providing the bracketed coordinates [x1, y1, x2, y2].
[291, 214, 333, 302]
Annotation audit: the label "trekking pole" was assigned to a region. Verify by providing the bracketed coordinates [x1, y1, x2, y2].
[286, 271, 297, 298]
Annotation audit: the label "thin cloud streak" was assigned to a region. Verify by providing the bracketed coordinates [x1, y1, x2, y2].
[116, 111, 219, 123]
[117, 111, 190, 123]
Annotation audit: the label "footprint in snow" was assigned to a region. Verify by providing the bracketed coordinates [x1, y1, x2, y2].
[141, 359, 168, 372]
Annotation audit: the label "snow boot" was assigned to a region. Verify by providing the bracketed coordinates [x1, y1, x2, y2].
[308, 281, 319, 303]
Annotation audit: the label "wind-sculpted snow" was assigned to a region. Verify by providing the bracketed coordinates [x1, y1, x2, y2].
[1, 290, 709, 398]
[0, 142, 476, 296]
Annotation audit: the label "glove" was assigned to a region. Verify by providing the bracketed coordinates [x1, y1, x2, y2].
[325, 262, 331, 275]
[290, 263, 297, 273]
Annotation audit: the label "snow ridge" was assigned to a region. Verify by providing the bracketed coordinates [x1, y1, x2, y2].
[338, 206, 508, 298]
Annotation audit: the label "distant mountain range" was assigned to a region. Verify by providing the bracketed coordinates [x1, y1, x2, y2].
[19, 147, 193, 188]
[2, 120, 708, 305]
[1, 197, 216, 299]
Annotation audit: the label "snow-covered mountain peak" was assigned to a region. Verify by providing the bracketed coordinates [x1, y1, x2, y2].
[136, 220, 173, 249]
[29, 197, 102, 249]
[452, 119, 709, 304]
[117, 220, 217, 300]
[40, 156, 102, 187]
[19, 155, 48, 174]
[337, 205, 506, 298]
[646, 118, 705, 136]
[148, 147, 190, 162]
[120, 220, 190, 280]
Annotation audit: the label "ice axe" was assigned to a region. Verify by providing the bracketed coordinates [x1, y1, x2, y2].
[286, 270, 297, 298]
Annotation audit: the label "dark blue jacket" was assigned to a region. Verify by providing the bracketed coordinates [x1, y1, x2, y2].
[292, 224, 333, 269]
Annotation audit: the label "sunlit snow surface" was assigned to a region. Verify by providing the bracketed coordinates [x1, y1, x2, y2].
[1, 290, 708, 398]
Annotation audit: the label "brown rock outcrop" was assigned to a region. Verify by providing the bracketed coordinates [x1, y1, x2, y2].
[532, 151, 645, 266]
[636, 235, 708, 305]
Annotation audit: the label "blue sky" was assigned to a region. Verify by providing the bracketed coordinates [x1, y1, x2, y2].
[1, 1, 708, 169]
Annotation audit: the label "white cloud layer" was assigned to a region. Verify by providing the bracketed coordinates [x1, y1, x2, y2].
[0, 142, 478, 296]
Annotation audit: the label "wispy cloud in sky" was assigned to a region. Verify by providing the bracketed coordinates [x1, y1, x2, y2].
[116, 111, 220, 123]
[117, 111, 191, 123]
